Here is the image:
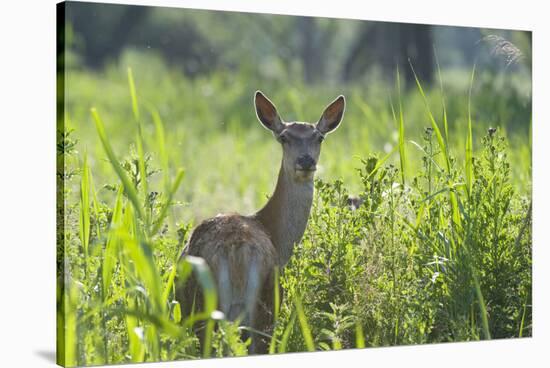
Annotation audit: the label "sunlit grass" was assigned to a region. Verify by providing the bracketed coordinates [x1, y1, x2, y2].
[57, 55, 531, 365]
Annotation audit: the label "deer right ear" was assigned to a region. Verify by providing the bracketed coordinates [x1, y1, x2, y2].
[316, 95, 345, 135]
[255, 91, 285, 134]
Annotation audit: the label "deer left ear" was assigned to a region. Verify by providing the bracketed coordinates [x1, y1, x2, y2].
[316, 95, 345, 134]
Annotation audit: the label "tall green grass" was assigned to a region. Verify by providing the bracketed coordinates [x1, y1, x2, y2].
[57, 58, 531, 365]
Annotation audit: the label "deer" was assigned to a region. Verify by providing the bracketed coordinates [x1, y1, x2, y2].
[176, 91, 346, 353]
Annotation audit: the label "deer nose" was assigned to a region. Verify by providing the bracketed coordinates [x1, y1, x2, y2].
[296, 155, 316, 171]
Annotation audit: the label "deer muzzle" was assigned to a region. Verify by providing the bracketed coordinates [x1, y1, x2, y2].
[295, 155, 316, 172]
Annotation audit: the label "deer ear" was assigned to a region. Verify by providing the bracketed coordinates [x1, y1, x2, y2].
[255, 91, 285, 134]
[317, 95, 345, 134]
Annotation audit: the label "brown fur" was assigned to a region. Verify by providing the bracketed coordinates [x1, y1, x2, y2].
[177, 214, 278, 352]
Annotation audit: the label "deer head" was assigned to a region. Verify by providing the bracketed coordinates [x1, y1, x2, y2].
[254, 91, 346, 182]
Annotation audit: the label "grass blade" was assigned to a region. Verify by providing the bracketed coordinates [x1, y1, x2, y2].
[89, 168, 102, 240]
[151, 107, 170, 192]
[278, 311, 296, 354]
[366, 145, 398, 181]
[79, 153, 91, 260]
[162, 257, 193, 311]
[91, 108, 145, 220]
[273, 266, 280, 321]
[434, 46, 449, 142]
[294, 297, 315, 352]
[268, 267, 282, 354]
[409, 60, 450, 174]
[62, 280, 79, 367]
[125, 297, 146, 362]
[102, 186, 124, 299]
[178, 256, 218, 358]
[118, 230, 165, 314]
[127, 67, 140, 122]
[519, 296, 528, 338]
[472, 272, 491, 340]
[151, 168, 185, 235]
[410, 60, 461, 228]
[395, 66, 406, 184]
[355, 319, 365, 348]
[127, 67, 149, 230]
[465, 64, 476, 197]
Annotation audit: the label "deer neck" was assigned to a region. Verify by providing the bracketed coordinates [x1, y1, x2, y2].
[255, 163, 314, 266]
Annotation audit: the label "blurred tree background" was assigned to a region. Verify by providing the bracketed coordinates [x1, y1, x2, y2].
[58, 1, 532, 220]
[63, 2, 531, 88]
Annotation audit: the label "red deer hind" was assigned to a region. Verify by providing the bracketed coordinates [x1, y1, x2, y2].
[177, 91, 345, 353]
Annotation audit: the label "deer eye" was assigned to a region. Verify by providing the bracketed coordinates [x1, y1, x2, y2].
[278, 134, 289, 144]
[318, 135, 325, 143]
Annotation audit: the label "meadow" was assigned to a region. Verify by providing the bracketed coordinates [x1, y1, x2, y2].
[57, 50, 532, 366]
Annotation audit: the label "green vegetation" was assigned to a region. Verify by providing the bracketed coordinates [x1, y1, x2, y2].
[57, 55, 531, 366]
